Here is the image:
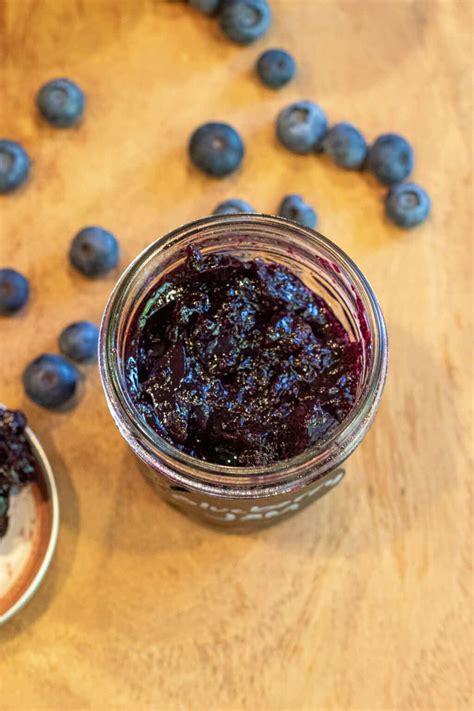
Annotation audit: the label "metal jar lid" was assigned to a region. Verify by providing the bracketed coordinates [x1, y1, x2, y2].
[0, 423, 60, 626]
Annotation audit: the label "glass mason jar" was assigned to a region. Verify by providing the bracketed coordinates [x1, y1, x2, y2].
[99, 214, 388, 532]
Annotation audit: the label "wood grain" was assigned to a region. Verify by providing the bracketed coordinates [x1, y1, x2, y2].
[0, 1, 472, 708]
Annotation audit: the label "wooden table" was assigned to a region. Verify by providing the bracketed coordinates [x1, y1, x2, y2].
[1, 1, 472, 708]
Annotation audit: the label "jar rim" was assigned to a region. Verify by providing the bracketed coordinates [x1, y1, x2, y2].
[99, 214, 388, 490]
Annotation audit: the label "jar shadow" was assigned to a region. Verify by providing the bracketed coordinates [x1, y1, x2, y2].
[118, 450, 354, 549]
[99, 449, 222, 557]
[264, 321, 457, 559]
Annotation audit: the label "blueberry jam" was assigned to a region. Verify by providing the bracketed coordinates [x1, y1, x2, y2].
[0, 407, 36, 537]
[125, 246, 362, 467]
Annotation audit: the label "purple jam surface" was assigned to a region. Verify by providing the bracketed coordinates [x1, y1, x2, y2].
[125, 245, 362, 467]
[0, 407, 36, 537]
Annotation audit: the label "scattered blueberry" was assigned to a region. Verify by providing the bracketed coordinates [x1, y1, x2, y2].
[0, 140, 31, 194]
[367, 133, 413, 185]
[219, 0, 271, 45]
[189, 122, 244, 177]
[36, 78, 85, 128]
[322, 122, 367, 169]
[278, 194, 317, 229]
[385, 183, 431, 228]
[189, 0, 221, 13]
[0, 269, 30, 315]
[23, 354, 78, 409]
[276, 101, 328, 154]
[59, 321, 99, 362]
[256, 48, 296, 89]
[69, 226, 119, 277]
[213, 198, 255, 214]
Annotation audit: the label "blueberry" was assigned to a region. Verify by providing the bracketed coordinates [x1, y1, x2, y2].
[36, 78, 85, 128]
[278, 194, 317, 229]
[0, 269, 29, 314]
[213, 198, 255, 215]
[385, 183, 431, 228]
[219, 0, 271, 45]
[59, 321, 99, 362]
[69, 226, 119, 277]
[276, 101, 328, 154]
[256, 49, 296, 89]
[189, 122, 244, 177]
[322, 122, 367, 169]
[23, 354, 78, 409]
[0, 140, 31, 194]
[367, 133, 414, 184]
[189, 0, 221, 13]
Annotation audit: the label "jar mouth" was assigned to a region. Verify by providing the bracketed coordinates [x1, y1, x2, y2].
[99, 214, 387, 487]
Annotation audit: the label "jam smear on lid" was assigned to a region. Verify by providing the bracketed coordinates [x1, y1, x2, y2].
[0, 407, 36, 537]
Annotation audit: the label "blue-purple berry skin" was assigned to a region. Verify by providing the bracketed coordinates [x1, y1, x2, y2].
[37, 78, 85, 128]
[385, 183, 431, 228]
[367, 133, 414, 185]
[59, 321, 99, 362]
[189, 122, 244, 178]
[23, 354, 78, 410]
[189, 0, 221, 14]
[0, 140, 31, 193]
[0, 269, 29, 314]
[278, 194, 318, 229]
[69, 226, 119, 277]
[322, 122, 367, 169]
[276, 101, 328, 154]
[219, 0, 272, 45]
[257, 49, 296, 89]
[213, 198, 255, 215]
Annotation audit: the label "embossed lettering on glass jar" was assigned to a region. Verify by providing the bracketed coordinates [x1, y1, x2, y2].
[99, 215, 387, 531]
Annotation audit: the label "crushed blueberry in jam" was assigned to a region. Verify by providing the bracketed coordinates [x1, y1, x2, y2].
[0, 407, 36, 537]
[125, 245, 362, 467]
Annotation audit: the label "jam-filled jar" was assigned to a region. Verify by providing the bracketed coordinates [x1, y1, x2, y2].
[99, 214, 387, 531]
